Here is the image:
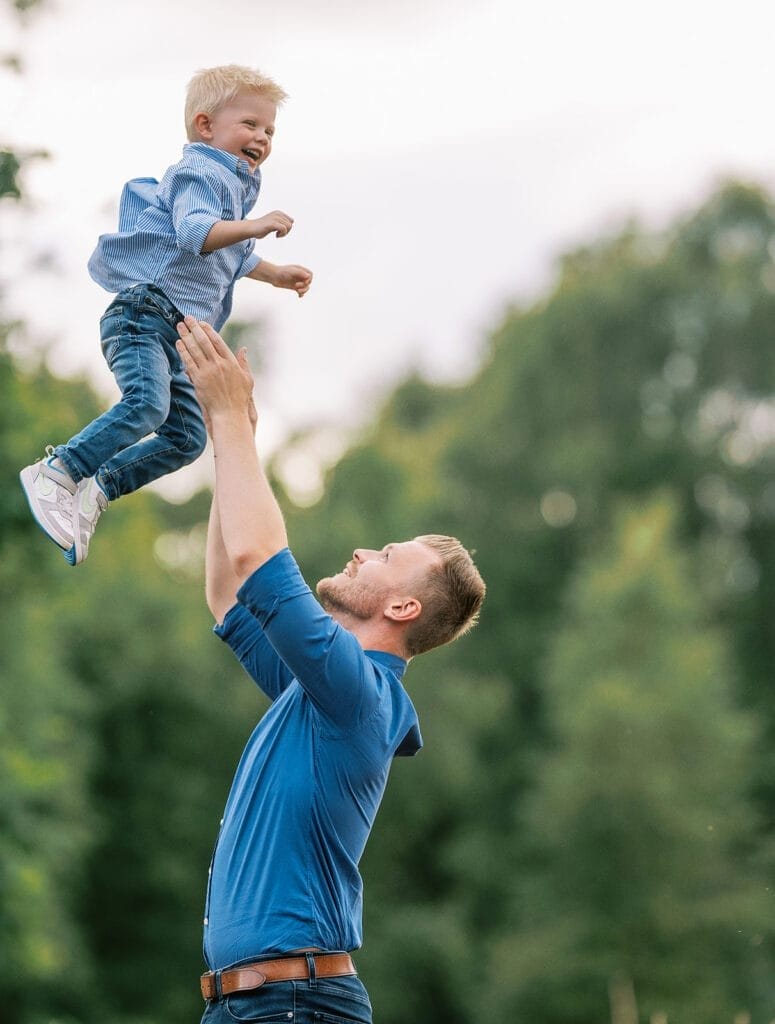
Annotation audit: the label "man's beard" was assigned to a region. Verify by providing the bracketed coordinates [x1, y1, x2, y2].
[316, 574, 381, 621]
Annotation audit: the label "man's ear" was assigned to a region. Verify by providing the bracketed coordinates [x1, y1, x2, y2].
[385, 596, 422, 624]
[192, 112, 213, 141]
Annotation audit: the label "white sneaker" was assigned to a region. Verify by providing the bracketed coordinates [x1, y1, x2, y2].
[19, 446, 77, 553]
[65, 476, 108, 566]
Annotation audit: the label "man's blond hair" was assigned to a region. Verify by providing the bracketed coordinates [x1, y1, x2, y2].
[185, 65, 288, 141]
[404, 535, 486, 657]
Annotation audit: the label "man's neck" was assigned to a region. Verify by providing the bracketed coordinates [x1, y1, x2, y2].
[328, 610, 408, 660]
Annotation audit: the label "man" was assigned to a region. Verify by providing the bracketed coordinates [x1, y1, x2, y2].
[175, 317, 486, 1024]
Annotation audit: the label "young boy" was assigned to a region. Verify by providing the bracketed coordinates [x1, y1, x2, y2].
[20, 64, 312, 566]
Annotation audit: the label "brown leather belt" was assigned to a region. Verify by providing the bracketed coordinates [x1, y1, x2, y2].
[201, 952, 356, 1001]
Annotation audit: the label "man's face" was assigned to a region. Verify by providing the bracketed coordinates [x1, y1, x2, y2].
[316, 540, 440, 621]
[201, 91, 277, 172]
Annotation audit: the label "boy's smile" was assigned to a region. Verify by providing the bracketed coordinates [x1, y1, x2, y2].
[195, 90, 277, 172]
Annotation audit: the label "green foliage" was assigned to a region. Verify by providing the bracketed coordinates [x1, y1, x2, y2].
[4, 19, 775, 1013]
[0, 149, 23, 199]
[486, 497, 770, 1022]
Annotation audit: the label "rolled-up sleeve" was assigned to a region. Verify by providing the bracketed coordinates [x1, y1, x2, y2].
[237, 245, 260, 278]
[164, 168, 227, 255]
[214, 603, 294, 701]
[235, 548, 381, 731]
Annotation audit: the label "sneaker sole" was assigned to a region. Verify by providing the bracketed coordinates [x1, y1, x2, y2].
[19, 466, 72, 553]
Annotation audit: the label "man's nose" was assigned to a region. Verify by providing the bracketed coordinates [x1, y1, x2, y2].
[353, 548, 377, 563]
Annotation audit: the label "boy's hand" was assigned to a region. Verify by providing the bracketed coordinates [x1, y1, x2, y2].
[270, 263, 313, 297]
[250, 211, 294, 239]
[248, 259, 313, 297]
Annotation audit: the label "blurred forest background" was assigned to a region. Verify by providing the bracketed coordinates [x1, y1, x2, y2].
[3, 4, 775, 1024]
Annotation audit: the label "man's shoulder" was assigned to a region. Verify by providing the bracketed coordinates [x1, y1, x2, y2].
[237, 548, 311, 612]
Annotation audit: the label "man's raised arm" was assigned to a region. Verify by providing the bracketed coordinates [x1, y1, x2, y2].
[206, 488, 245, 624]
[176, 317, 287, 582]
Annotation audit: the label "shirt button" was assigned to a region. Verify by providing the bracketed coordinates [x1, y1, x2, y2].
[219, 818, 224, 826]
[203, 917, 209, 925]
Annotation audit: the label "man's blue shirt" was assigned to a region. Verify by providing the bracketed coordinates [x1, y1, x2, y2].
[205, 548, 422, 968]
[88, 144, 262, 329]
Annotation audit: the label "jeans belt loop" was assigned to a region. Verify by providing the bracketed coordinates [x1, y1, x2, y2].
[214, 968, 224, 1001]
[305, 952, 317, 988]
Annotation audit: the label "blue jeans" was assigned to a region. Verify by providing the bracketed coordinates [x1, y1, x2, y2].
[199, 954, 373, 1024]
[56, 284, 207, 501]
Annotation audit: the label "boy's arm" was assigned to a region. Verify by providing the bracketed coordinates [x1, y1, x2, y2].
[164, 167, 293, 255]
[201, 211, 294, 253]
[247, 259, 313, 297]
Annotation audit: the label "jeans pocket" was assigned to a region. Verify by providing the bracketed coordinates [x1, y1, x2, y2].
[102, 338, 120, 367]
[140, 290, 179, 328]
[223, 992, 294, 1023]
[99, 315, 123, 369]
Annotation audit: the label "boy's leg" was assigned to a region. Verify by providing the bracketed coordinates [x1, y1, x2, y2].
[20, 285, 187, 563]
[57, 285, 206, 501]
[95, 323, 208, 499]
[55, 286, 176, 499]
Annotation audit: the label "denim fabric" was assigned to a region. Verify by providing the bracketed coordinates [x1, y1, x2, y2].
[56, 284, 207, 501]
[199, 955, 372, 1024]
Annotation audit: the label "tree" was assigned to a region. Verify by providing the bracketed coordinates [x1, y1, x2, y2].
[480, 496, 772, 1022]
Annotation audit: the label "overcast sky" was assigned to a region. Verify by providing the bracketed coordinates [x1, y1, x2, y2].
[3, 0, 775, 499]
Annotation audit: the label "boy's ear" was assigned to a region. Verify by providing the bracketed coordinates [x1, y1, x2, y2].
[384, 596, 422, 624]
[192, 112, 213, 141]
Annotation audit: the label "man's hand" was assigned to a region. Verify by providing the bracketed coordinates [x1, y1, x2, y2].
[249, 259, 313, 297]
[250, 210, 294, 239]
[175, 318, 256, 429]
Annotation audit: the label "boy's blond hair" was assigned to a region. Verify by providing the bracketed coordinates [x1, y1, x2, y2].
[185, 65, 288, 141]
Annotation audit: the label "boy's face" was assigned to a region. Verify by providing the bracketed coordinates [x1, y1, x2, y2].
[195, 90, 277, 172]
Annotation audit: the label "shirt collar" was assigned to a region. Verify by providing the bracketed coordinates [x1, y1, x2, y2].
[365, 648, 407, 678]
[365, 650, 422, 757]
[182, 142, 261, 183]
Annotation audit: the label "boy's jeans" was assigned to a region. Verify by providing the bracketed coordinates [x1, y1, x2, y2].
[199, 959, 373, 1024]
[55, 284, 207, 502]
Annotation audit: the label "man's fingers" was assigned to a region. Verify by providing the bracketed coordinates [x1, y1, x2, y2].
[179, 317, 237, 367]
[176, 319, 204, 370]
[197, 321, 235, 361]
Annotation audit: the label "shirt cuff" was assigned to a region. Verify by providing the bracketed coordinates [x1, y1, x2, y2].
[176, 212, 220, 255]
[236, 547, 311, 626]
[238, 251, 261, 279]
[213, 601, 254, 645]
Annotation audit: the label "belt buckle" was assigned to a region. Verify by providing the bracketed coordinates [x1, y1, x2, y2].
[200, 969, 221, 1002]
